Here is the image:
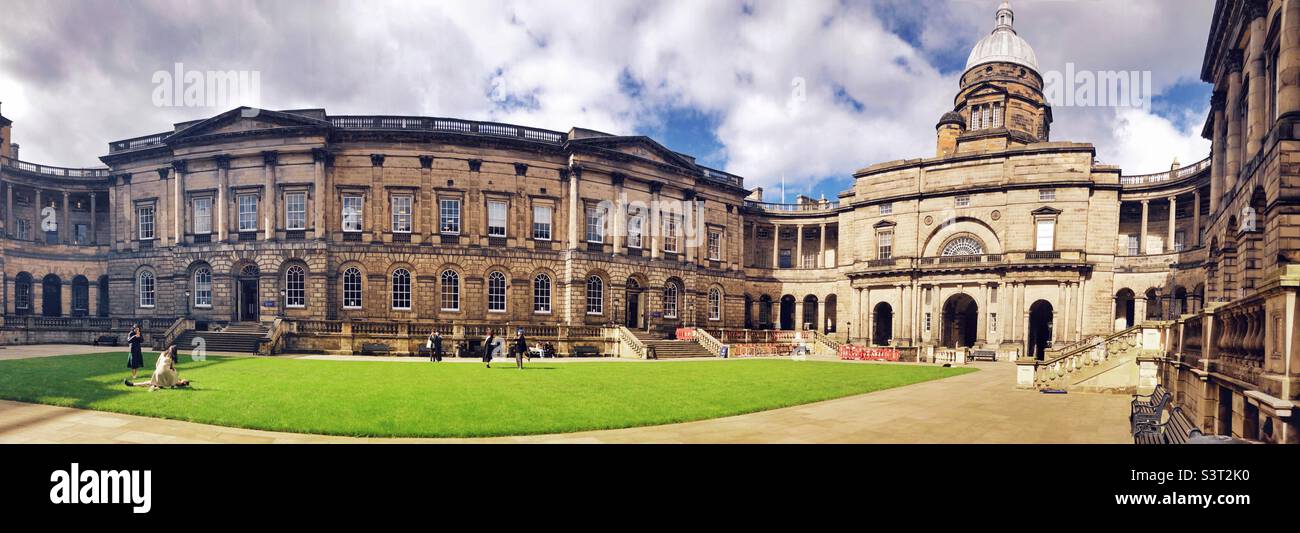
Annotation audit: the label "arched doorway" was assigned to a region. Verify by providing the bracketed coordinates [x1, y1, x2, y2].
[1144, 288, 1162, 321]
[97, 275, 110, 317]
[872, 302, 893, 346]
[1114, 288, 1135, 330]
[779, 295, 796, 330]
[237, 263, 260, 322]
[1027, 300, 1054, 360]
[14, 272, 33, 315]
[824, 294, 837, 333]
[624, 277, 646, 329]
[42, 274, 62, 317]
[759, 295, 773, 329]
[801, 295, 818, 330]
[743, 294, 753, 329]
[941, 293, 978, 348]
[71, 276, 89, 317]
[1173, 286, 1188, 317]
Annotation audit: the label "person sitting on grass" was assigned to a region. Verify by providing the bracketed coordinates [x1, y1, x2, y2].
[124, 345, 190, 391]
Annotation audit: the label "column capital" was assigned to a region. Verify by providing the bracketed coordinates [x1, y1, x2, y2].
[264, 150, 280, 166]
[610, 172, 626, 186]
[367, 153, 383, 167]
[1243, 0, 1268, 20]
[313, 148, 334, 164]
[1226, 49, 1244, 74]
[513, 162, 529, 176]
[648, 181, 663, 194]
[171, 159, 188, 174]
[418, 155, 434, 169]
[213, 155, 231, 170]
[1211, 89, 1227, 109]
[156, 167, 169, 180]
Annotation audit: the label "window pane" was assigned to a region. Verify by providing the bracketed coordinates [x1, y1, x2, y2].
[391, 269, 411, 310]
[585, 205, 604, 243]
[532, 206, 552, 240]
[585, 276, 603, 315]
[238, 196, 257, 232]
[627, 215, 642, 248]
[193, 197, 212, 234]
[343, 267, 363, 308]
[392, 196, 412, 233]
[138, 205, 155, 239]
[286, 192, 306, 230]
[533, 274, 551, 313]
[440, 270, 459, 311]
[342, 196, 363, 232]
[488, 201, 507, 237]
[194, 268, 212, 307]
[439, 199, 461, 234]
[487, 272, 507, 312]
[286, 266, 305, 307]
[138, 272, 155, 307]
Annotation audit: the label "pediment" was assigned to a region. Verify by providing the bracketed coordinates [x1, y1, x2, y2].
[1031, 206, 1062, 216]
[168, 107, 330, 143]
[570, 136, 698, 171]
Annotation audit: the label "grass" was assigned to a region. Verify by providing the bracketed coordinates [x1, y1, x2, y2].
[0, 353, 975, 438]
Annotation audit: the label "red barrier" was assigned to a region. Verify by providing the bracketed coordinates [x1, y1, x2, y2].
[838, 345, 900, 361]
[675, 327, 695, 340]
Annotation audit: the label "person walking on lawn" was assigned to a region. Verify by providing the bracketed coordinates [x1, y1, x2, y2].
[427, 330, 443, 362]
[513, 329, 529, 369]
[482, 332, 496, 368]
[126, 324, 145, 380]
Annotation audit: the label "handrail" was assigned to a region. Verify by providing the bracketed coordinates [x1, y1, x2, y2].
[158, 316, 191, 351]
[615, 325, 649, 359]
[262, 317, 289, 355]
[691, 327, 724, 357]
[1033, 325, 1143, 388]
[0, 156, 111, 178]
[743, 199, 841, 213]
[1119, 156, 1210, 186]
[799, 329, 841, 357]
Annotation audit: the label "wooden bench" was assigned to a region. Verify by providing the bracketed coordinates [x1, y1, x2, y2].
[1130, 384, 1171, 433]
[360, 343, 391, 356]
[571, 345, 602, 358]
[1134, 406, 1203, 444]
[92, 334, 120, 346]
[969, 350, 998, 362]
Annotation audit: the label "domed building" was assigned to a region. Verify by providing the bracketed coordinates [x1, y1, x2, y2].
[0, 0, 1295, 441]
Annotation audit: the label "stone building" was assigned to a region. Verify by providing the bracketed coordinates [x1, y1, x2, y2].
[0, 1, 1295, 438]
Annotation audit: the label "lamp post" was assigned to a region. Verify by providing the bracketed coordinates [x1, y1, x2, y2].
[184, 291, 191, 318]
[846, 320, 852, 344]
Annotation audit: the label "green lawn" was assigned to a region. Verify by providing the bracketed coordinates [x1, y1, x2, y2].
[0, 353, 974, 438]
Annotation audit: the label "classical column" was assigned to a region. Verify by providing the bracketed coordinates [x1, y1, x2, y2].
[215, 156, 229, 243]
[850, 286, 861, 342]
[316, 149, 331, 240]
[1076, 279, 1087, 339]
[818, 223, 827, 268]
[1225, 50, 1244, 193]
[771, 224, 780, 268]
[648, 180, 661, 258]
[1279, 0, 1300, 118]
[794, 298, 804, 330]
[738, 220, 747, 269]
[1167, 196, 1177, 252]
[264, 151, 280, 241]
[1054, 282, 1065, 343]
[61, 192, 69, 244]
[568, 166, 581, 250]
[89, 191, 97, 245]
[367, 153, 382, 242]
[1244, 4, 1268, 159]
[156, 168, 169, 246]
[611, 173, 625, 255]
[1136, 297, 1148, 325]
[32, 188, 41, 241]
[683, 192, 697, 264]
[1210, 90, 1226, 214]
[172, 160, 186, 244]
[4, 181, 11, 237]
[795, 224, 804, 268]
[976, 283, 988, 345]
[1139, 199, 1149, 255]
[1192, 189, 1201, 246]
[895, 284, 904, 344]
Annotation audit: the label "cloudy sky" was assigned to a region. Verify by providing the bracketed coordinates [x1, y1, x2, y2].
[0, 0, 1214, 201]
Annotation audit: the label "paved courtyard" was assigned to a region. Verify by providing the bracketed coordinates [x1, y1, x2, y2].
[0, 344, 1132, 443]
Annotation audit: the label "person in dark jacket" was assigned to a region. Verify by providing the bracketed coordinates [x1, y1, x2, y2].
[513, 329, 529, 369]
[482, 332, 495, 368]
[428, 331, 443, 362]
[125, 325, 145, 381]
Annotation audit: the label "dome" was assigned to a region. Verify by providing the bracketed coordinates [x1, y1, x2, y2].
[964, 2, 1038, 73]
[937, 111, 965, 128]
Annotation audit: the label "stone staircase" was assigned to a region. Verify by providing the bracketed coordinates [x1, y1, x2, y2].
[631, 330, 714, 359]
[173, 322, 268, 354]
[1028, 325, 1149, 393]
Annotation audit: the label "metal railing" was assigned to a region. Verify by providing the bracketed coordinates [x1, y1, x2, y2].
[0, 156, 110, 177]
[743, 199, 841, 213]
[1119, 156, 1210, 186]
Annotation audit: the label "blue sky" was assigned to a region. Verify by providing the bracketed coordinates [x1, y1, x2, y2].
[0, 0, 1215, 202]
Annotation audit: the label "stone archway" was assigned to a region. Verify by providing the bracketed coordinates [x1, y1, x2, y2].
[1114, 288, 1135, 330]
[624, 277, 647, 329]
[942, 293, 978, 348]
[1028, 300, 1054, 360]
[42, 274, 62, 317]
[872, 302, 893, 346]
[779, 295, 796, 331]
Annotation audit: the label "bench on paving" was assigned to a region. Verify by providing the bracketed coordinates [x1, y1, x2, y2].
[92, 334, 120, 346]
[969, 350, 997, 362]
[571, 345, 602, 358]
[1130, 384, 1171, 434]
[360, 343, 391, 356]
[1134, 406, 1203, 444]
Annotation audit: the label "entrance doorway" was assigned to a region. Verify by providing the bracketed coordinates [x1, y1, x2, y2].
[942, 293, 978, 348]
[42, 274, 62, 317]
[237, 264, 260, 322]
[779, 295, 795, 330]
[1027, 300, 1054, 360]
[872, 302, 893, 346]
[624, 278, 645, 329]
[1114, 288, 1135, 330]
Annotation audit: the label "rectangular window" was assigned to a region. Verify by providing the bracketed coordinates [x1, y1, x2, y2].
[392, 195, 413, 233]
[982, 105, 991, 129]
[879, 202, 893, 215]
[1039, 189, 1055, 201]
[878, 230, 893, 259]
[585, 205, 605, 243]
[487, 200, 507, 237]
[1174, 230, 1186, 252]
[237, 195, 257, 232]
[991, 102, 1002, 128]
[779, 249, 792, 268]
[924, 312, 932, 332]
[193, 197, 212, 234]
[532, 205, 552, 240]
[1035, 220, 1055, 251]
[286, 192, 306, 230]
[990, 313, 998, 332]
[439, 198, 461, 234]
[1127, 234, 1140, 256]
[970, 106, 982, 130]
[955, 195, 970, 208]
[74, 224, 89, 244]
[15, 219, 30, 241]
[138, 204, 156, 239]
[342, 195, 363, 232]
[662, 213, 678, 252]
[707, 230, 721, 261]
[626, 213, 643, 248]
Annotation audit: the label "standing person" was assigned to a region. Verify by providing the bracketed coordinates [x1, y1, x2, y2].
[513, 328, 528, 369]
[125, 325, 144, 380]
[482, 331, 495, 368]
[427, 330, 443, 362]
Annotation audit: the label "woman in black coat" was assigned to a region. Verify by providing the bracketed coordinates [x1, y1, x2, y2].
[481, 333, 495, 368]
[125, 325, 144, 380]
[513, 331, 529, 369]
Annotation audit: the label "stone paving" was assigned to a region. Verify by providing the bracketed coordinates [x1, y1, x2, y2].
[0, 344, 1133, 444]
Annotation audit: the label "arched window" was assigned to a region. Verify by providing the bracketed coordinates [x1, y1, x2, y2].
[533, 274, 552, 313]
[343, 267, 363, 309]
[440, 270, 459, 311]
[663, 282, 680, 319]
[941, 236, 983, 256]
[285, 265, 305, 308]
[14, 272, 32, 315]
[72, 276, 89, 317]
[585, 276, 604, 315]
[391, 268, 412, 310]
[138, 271, 156, 308]
[708, 287, 722, 321]
[487, 271, 507, 312]
[194, 267, 212, 307]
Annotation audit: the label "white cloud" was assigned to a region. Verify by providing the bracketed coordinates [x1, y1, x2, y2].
[0, 0, 1216, 190]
